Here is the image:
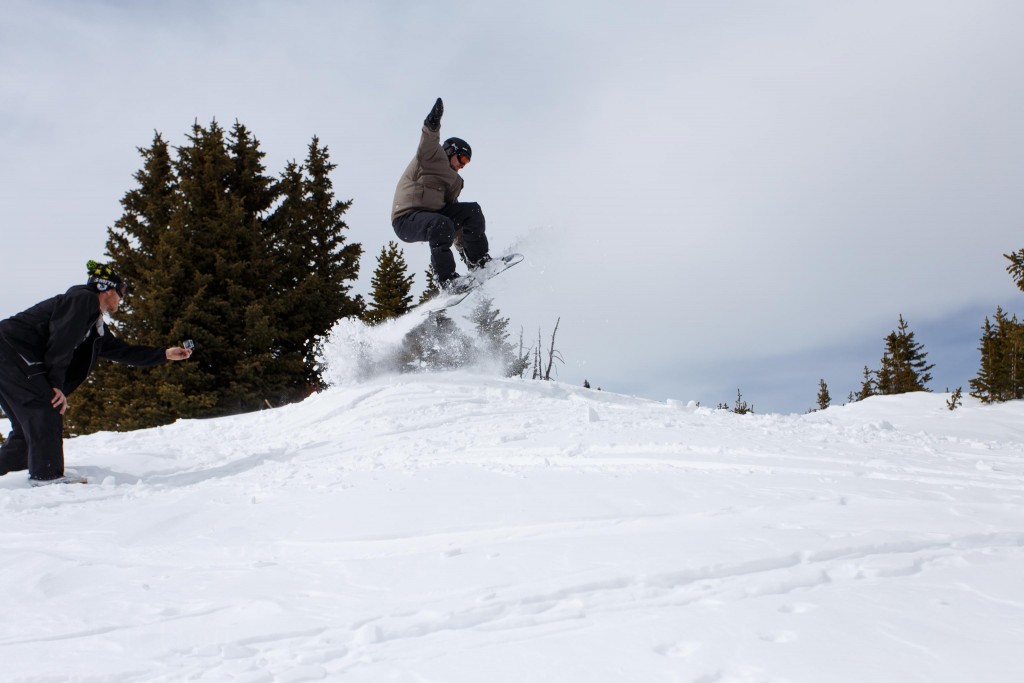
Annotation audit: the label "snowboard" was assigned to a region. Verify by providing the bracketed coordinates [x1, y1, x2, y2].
[420, 253, 524, 313]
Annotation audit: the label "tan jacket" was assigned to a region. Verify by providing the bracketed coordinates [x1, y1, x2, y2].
[391, 125, 464, 221]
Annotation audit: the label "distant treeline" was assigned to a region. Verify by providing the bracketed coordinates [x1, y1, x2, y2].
[731, 252, 1024, 415]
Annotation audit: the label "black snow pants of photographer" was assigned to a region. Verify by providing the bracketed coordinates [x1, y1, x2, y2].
[0, 347, 64, 480]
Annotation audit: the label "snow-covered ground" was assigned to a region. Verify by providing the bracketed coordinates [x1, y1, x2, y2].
[2, 373, 1023, 682]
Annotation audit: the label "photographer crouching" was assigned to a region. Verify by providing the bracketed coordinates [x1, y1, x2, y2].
[0, 261, 193, 486]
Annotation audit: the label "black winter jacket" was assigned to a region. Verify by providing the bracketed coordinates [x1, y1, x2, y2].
[0, 285, 166, 395]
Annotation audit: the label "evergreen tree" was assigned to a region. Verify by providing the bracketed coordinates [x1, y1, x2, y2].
[1005, 249, 1024, 292]
[855, 366, 876, 401]
[267, 137, 363, 392]
[466, 296, 530, 377]
[420, 266, 440, 304]
[875, 315, 934, 395]
[816, 379, 831, 411]
[969, 307, 1024, 403]
[364, 241, 414, 324]
[401, 312, 477, 371]
[401, 265, 474, 372]
[65, 121, 362, 435]
[67, 131, 216, 434]
[723, 388, 753, 414]
[968, 248, 1024, 404]
[971, 313, 1000, 403]
[947, 387, 963, 411]
[211, 121, 293, 410]
[155, 120, 287, 413]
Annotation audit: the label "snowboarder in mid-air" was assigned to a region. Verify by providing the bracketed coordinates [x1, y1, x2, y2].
[391, 97, 491, 293]
[0, 261, 194, 486]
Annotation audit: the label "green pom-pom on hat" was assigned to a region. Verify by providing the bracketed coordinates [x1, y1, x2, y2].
[87, 260, 113, 278]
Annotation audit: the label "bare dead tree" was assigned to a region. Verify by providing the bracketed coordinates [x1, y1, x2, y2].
[532, 329, 542, 380]
[543, 317, 563, 380]
[527, 320, 565, 381]
[516, 327, 533, 379]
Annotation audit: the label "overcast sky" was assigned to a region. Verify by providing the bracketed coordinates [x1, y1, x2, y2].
[2, 0, 1023, 412]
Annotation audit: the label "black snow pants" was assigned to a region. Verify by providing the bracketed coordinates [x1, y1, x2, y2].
[0, 346, 64, 480]
[392, 201, 489, 283]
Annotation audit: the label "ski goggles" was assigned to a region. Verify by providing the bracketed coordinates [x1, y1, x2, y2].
[94, 278, 128, 299]
[456, 153, 470, 166]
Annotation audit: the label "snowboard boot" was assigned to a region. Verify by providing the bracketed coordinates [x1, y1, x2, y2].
[440, 274, 474, 295]
[29, 472, 88, 487]
[466, 254, 492, 271]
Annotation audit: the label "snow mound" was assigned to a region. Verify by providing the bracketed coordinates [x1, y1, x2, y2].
[2, 376, 1023, 682]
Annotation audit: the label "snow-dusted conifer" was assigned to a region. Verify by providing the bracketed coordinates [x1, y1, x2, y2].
[467, 296, 529, 377]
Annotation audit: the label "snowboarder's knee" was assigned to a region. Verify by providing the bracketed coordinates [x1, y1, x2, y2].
[428, 219, 455, 247]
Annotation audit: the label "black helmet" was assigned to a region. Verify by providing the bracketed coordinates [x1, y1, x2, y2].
[443, 137, 472, 161]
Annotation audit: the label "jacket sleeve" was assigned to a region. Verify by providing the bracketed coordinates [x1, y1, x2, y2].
[417, 125, 464, 204]
[416, 124, 444, 165]
[45, 292, 100, 391]
[97, 333, 168, 367]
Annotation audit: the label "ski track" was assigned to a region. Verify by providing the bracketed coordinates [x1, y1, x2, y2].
[2, 373, 1024, 682]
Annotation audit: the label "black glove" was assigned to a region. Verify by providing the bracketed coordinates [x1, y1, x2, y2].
[424, 97, 443, 131]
